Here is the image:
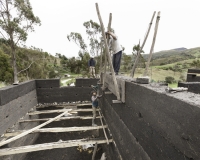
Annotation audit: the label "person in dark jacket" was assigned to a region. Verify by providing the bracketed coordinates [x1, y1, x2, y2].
[88, 56, 96, 78]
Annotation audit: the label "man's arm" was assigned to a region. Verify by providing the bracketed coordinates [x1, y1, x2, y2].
[106, 32, 117, 40]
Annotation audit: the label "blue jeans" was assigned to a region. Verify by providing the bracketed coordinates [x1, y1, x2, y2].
[112, 50, 122, 73]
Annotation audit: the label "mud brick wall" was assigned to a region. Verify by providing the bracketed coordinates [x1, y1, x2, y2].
[36, 79, 99, 103]
[0, 81, 39, 160]
[178, 82, 200, 94]
[187, 69, 200, 82]
[99, 81, 200, 160]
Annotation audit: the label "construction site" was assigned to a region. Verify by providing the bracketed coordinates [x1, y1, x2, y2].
[0, 2, 200, 160]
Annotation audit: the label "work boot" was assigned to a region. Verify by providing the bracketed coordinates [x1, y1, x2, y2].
[92, 119, 97, 126]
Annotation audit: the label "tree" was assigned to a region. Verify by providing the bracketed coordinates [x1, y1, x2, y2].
[0, 49, 13, 82]
[132, 44, 145, 68]
[165, 76, 175, 84]
[0, 0, 41, 83]
[191, 59, 200, 68]
[83, 20, 101, 57]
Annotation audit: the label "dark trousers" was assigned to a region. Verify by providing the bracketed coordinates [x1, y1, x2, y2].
[112, 50, 122, 73]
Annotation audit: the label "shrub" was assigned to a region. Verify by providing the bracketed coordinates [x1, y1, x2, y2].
[165, 76, 175, 84]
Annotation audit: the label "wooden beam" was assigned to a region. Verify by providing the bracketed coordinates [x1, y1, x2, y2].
[143, 11, 161, 76]
[28, 108, 100, 116]
[96, 3, 120, 101]
[102, 13, 112, 90]
[130, 11, 156, 77]
[19, 116, 102, 123]
[112, 100, 122, 104]
[36, 103, 92, 109]
[98, 111, 109, 144]
[104, 91, 112, 94]
[0, 110, 71, 147]
[0, 138, 113, 156]
[4, 125, 108, 138]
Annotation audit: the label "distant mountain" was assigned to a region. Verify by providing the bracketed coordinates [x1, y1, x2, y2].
[172, 47, 187, 51]
[142, 47, 200, 66]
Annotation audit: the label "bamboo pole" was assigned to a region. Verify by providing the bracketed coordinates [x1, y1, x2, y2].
[0, 110, 71, 147]
[143, 12, 161, 76]
[92, 143, 98, 160]
[130, 11, 156, 78]
[102, 13, 112, 90]
[96, 3, 120, 100]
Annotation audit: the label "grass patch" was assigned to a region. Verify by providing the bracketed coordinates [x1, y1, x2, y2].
[168, 83, 178, 88]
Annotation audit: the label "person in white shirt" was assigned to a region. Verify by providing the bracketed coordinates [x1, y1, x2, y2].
[106, 31, 122, 75]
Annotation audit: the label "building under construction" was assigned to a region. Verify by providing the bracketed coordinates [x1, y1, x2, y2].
[0, 69, 200, 160]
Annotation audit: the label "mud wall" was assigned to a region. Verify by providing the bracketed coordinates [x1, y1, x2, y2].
[187, 69, 200, 82]
[99, 81, 200, 160]
[36, 79, 99, 103]
[0, 81, 39, 160]
[178, 82, 200, 94]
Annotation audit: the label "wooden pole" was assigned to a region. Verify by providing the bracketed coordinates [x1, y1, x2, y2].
[100, 42, 103, 81]
[98, 111, 109, 144]
[143, 12, 161, 76]
[92, 143, 98, 160]
[0, 110, 71, 147]
[130, 11, 156, 78]
[102, 13, 112, 90]
[0, 138, 113, 156]
[96, 3, 120, 100]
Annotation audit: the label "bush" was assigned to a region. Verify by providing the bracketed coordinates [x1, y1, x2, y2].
[165, 76, 175, 84]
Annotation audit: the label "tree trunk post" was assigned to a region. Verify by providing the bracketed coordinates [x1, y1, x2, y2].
[96, 3, 120, 100]
[143, 12, 161, 76]
[102, 13, 111, 90]
[130, 11, 156, 78]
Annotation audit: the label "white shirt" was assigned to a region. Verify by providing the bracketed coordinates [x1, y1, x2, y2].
[108, 34, 122, 54]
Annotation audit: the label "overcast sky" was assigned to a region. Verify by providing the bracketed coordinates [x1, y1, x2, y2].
[25, 0, 200, 58]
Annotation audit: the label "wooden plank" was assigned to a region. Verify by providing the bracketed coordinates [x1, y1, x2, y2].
[144, 12, 161, 76]
[0, 110, 71, 147]
[104, 91, 112, 94]
[104, 73, 125, 102]
[19, 116, 102, 123]
[98, 111, 109, 144]
[112, 100, 122, 104]
[96, 3, 120, 101]
[130, 11, 156, 77]
[4, 125, 108, 137]
[37, 103, 92, 109]
[28, 108, 100, 116]
[0, 138, 113, 156]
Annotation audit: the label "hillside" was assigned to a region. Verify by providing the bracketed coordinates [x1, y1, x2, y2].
[142, 47, 200, 66]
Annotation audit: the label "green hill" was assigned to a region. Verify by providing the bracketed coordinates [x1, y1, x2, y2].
[142, 47, 200, 66]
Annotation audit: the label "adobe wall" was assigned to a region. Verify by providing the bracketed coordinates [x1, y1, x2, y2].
[99, 81, 200, 160]
[0, 81, 39, 160]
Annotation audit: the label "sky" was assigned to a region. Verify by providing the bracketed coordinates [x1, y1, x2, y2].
[25, 0, 200, 58]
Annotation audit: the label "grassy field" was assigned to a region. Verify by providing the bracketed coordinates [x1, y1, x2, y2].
[132, 68, 186, 82]
[0, 82, 6, 88]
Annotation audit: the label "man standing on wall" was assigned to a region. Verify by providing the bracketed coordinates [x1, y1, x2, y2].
[106, 31, 123, 75]
[88, 56, 96, 78]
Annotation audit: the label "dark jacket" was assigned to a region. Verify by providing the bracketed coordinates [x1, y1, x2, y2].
[88, 58, 96, 67]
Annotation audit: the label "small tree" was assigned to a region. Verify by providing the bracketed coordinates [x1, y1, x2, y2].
[0, 0, 41, 83]
[165, 76, 175, 84]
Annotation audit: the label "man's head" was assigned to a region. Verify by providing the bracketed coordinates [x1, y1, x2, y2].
[93, 92, 96, 96]
[90, 56, 94, 59]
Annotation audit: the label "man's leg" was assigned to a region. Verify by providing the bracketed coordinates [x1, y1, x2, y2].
[112, 54, 116, 72]
[90, 67, 93, 77]
[114, 51, 122, 74]
[92, 67, 96, 78]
